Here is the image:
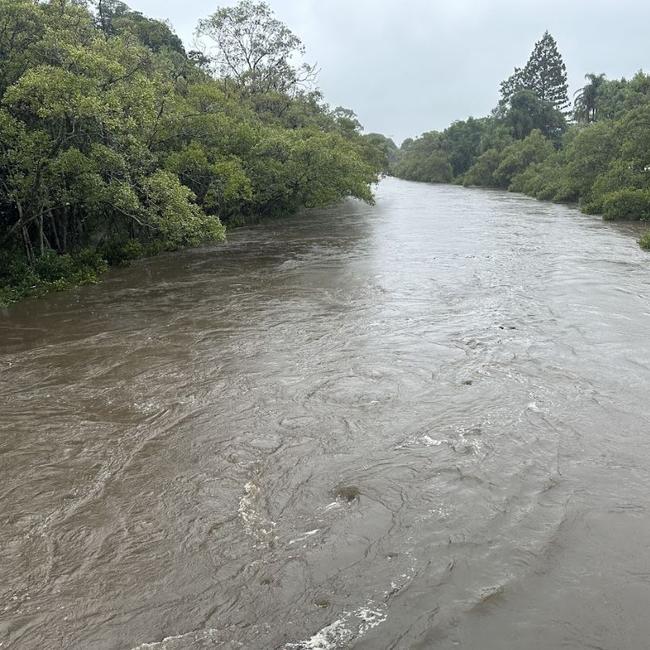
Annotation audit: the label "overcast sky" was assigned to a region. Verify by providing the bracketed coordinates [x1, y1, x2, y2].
[126, 0, 649, 143]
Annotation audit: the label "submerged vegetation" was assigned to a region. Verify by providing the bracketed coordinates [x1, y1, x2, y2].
[391, 31, 650, 249]
[0, 0, 388, 304]
[2, 6, 646, 307]
[640, 231, 650, 251]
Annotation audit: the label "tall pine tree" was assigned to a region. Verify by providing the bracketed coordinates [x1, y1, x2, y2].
[500, 31, 570, 113]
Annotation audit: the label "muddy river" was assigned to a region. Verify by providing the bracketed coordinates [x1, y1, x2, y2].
[2, 178, 650, 649]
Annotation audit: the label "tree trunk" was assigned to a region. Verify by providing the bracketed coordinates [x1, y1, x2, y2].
[62, 214, 68, 252]
[16, 202, 34, 264]
[38, 214, 45, 256]
[49, 210, 62, 252]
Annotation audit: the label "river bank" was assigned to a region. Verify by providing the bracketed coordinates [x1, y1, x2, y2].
[0, 206, 333, 307]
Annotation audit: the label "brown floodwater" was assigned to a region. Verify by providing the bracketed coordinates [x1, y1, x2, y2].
[2, 178, 650, 649]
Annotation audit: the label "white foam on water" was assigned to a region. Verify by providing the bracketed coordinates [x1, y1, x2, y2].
[452, 432, 484, 456]
[288, 529, 320, 545]
[384, 558, 418, 598]
[283, 603, 387, 650]
[130, 628, 223, 649]
[238, 481, 277, 543]
[396, 433, 449, 450]
[421, 434, 447, 446]
[279, 259, 301, 270]
[428, 504, 452, 520]
[355, 606, 387, 634]
[284, 617, 352, 649]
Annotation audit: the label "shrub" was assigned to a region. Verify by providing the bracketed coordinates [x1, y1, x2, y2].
[99, 239, 145, 266]
[494, 130, 554, 189]
[640, 231, 650, 250]
[602, 188, 650, 220]
[0, 249, 108, 306]
[463, 148, 503, 187]
[33, 251, 75, 282]
[591, 160, 650, 201]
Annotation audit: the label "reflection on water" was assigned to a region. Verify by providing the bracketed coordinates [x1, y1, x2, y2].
[2, 178, 650, 649]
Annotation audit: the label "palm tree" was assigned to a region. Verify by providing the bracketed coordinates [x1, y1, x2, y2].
[574, 73, 606, 123]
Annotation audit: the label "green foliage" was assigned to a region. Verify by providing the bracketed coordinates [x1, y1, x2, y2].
[195, 1, 316, 96]
[574, 73, 607, 123]
[499, 31, 569, 113]
[0, 0, 381, 302]
[493, 130, 554, 189]
[508, 148, 577, 202]
[443, 118, 485, 176]
[362, 133, 398, 172]
[0, 249, 108, 306]
[504, 90, 566, 141]
[462, 149, 503, 187]
[640, 231, 650, 250]
[392, 121, 488, 183]
[99, 239, 145, 266]
[393, 33, 568, 187]
[602, 189, 650, 221]
[141, 170, 226, 246]
[390, 28, 650, 249]
[563, 121, 621, 204]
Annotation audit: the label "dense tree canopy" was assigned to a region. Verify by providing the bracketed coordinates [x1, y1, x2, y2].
[499, 31, 569, 113]
[0, 0, 384, 304]
[391, 31, 650, 249]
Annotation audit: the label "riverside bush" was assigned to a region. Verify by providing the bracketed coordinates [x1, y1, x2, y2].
[391, 32, 650, 249]
[640, 231, 650, 250]
[0, 0, 384, 305]
[0, 250, 108, 306]
[602, 189, 650, 221]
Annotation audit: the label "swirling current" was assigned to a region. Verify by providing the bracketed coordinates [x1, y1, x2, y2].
[2, 178, 650, 649]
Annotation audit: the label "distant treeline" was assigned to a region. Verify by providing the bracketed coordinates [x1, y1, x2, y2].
[0, 0, 388, 304]
[390, 32, 650, 251]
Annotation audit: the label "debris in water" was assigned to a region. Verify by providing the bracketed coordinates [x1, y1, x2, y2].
[334, 486, 361, 503]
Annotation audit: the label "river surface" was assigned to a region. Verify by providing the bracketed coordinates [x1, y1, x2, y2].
[2, 178, 650, 649]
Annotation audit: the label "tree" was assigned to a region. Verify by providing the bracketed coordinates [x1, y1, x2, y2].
[196, 1, 316, 96]
[499, 67, 526, 109]
[94, 0, 130, 36]
[500, 31, 570, 113]
[505, 90, 566, 140]
[391, 131, 453, 183]
[492, 129, 554, 188]
[0, 0, 382, 304]
[362, 133, 398, 172]
[331, 107, 362, 135]
[442, 117, 485, 176]
[574, 73, 606, 123]
[462, 148, 503, 187]
[564, 120, 620, 200]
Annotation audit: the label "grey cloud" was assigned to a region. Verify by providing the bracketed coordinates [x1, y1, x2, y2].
[129, 0, 650, 142]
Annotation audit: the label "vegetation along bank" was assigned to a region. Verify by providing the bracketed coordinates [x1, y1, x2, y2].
[0, 0, 391, 305]
[391, 31, 650, 251]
